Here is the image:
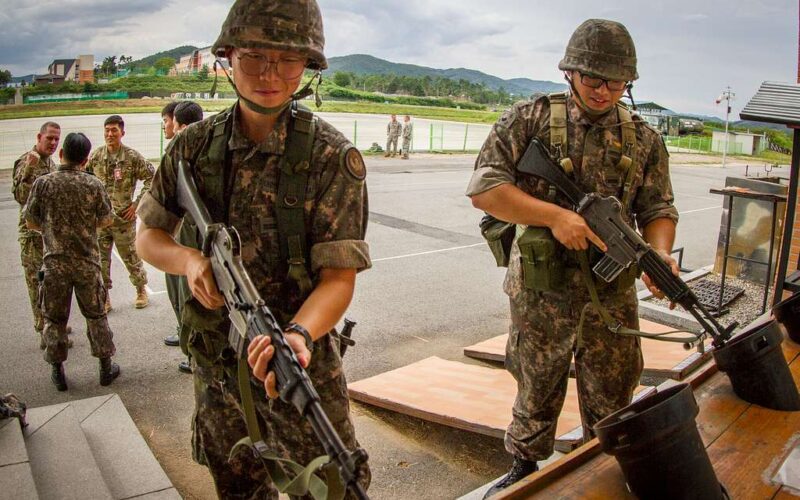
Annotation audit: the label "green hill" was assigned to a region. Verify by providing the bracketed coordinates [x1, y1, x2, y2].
[128, 45, 198, 70]
[326, 54, 565, 97]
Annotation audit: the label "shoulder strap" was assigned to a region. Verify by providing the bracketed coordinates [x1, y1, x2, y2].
[275, 102, 316, 296]
[547, 92, 574, 174]
[616, 104, 639, 211]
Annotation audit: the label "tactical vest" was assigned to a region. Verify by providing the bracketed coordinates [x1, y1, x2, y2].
[179, 102, 316, 364]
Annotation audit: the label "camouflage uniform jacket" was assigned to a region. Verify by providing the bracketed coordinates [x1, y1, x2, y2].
[387, 120, 402, 138]
[138, 104, 371, 381]
[87, 144, 154, 224]
[13, 149, 56, 239]
[23, 166, 113, 268]
[402, 121, 413, 140]
[466, 95, 679, 300]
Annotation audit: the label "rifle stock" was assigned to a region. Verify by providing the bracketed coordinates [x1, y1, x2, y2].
[176, 160, 369, 499]
[516, 140, 736, 347]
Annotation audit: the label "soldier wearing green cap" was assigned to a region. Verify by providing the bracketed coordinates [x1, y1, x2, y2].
[135, 0, 371, 497]
[467, 19, 680, 497]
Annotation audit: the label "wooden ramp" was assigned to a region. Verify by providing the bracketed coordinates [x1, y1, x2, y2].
[349, 356, 653, 452]
[463, 319, 712, 380]
[494, 337, 800, 499]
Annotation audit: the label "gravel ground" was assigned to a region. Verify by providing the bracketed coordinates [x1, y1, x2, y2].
[648, 273, 775, 329]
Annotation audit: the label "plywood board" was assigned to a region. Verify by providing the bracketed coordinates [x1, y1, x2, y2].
[463, 318, 713, 380]
[349, 356, 652, 451]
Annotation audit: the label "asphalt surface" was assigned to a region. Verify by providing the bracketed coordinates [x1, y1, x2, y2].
[0, 152, 784, 499]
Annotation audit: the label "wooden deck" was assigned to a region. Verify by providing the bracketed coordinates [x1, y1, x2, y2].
[494, 336, 800, 499]
[463, 319, 713, 380]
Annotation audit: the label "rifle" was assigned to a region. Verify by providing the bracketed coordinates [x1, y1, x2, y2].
[176, 160, 369, 500]
[516, 139, 736, 348]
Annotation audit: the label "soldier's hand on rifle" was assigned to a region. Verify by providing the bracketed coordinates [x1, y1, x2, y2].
[642, 249, 680, 308]
[184, 250, 225, 310]
[248, 333, 312, 399]
[550, 209, 607, 252]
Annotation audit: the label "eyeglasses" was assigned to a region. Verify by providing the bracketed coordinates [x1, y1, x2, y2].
[235, 52, 307, 80]
[579, 73, 628, 91]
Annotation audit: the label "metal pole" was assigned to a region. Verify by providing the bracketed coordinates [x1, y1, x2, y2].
[719, 194, 734, 313]
[773, 128, 800, 305]
[353, 120, 357, 149]
[763, 199, 779, 314]
[720, 87, 734, 169]
[463, 124, 469, 151]
[429, 123, 433, 152]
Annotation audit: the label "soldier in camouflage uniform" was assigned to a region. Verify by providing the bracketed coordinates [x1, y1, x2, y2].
[385, 114, 402, 157]
[401, 115, 413, 159]
[24, 132, 120, 392]
[86, 115, 153, 311]
[467, 19, 680, 497]
[13, 122, 61, 348]
[135, 0, 371, 497]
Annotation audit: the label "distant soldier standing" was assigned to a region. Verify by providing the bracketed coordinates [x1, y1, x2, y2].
[468, 20, 679, 497]
[87, 115, 154, 311]
[24, 132, 120, 391]
[385, 114, 402, 157]
[401, 115, 413, 159]
[13, 122, 61, 348]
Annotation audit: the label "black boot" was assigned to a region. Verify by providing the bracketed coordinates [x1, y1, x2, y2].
[483, 457, 538, 498]
[51, 363, 67, 392]
[99, 358, 120, 386]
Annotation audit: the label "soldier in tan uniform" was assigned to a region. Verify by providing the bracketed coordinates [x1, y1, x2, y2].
[135, 1, 371, 497]
[468, 20, 680, 497]
[385, 114, 402, 157]
[13, 122, 61, 348]
[86, 115, 154, 311]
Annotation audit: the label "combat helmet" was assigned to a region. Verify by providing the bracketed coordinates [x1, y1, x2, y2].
[558, 19, 638, 82]
[212, 0, 327, 70]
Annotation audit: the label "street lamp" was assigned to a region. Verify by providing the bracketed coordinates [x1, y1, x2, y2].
[716, 87, 735, 168]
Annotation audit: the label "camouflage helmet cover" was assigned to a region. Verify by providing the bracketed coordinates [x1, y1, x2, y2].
[558, 19, 638, 82]
[212, 0, 328, 71]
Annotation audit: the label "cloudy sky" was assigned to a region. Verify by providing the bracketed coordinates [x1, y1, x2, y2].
[0, 0, 795, 118]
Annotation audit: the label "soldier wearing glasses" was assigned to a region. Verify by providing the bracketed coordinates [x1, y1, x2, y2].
[467, 19, 679, 496]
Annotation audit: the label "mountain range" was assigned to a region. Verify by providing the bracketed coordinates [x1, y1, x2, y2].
[325, 54, 566, 97]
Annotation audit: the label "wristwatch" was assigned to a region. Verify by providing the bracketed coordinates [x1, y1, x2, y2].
[285, 322, 314, 352]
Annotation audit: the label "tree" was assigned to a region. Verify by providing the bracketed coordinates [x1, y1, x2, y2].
[0, 68, 11, 85]
[99, 56, 118, 77]
[198, 64, 210, 81]
[332, 71, 352, 87]
[154, 57, 175, 75]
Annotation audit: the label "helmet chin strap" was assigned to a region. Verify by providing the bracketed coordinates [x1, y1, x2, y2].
[564, 73, 615, 118]
[210, 58, 322, 116]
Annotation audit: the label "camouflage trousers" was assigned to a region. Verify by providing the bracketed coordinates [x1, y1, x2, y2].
[98, 220, 148, 289]
[401, 138, 411, 157]
[504, 285, 643, 461]
[191, 334, 370, 499]
[19, 234, 44, 333]
[386, 136, 399, 155]
[39, 262, 115, 364]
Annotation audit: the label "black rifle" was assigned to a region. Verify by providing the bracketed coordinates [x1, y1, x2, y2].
[176, 160, 369, 500]
[516, 139, 736, 347]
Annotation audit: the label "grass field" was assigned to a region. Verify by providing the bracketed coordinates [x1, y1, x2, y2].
[0, 98, 502, 124]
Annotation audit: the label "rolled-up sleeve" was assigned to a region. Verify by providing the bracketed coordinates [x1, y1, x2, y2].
[309, 147, 371, 273]
[634, 136, 680, 229]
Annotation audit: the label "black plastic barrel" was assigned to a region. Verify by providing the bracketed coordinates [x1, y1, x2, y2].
[713, 319, 800, 411]
[773, 292, 800, 344]
[594, 383, 725, 500]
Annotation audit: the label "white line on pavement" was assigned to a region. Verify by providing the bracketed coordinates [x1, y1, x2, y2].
[373, 242, 484, 262]
[679, 206, 721, 215]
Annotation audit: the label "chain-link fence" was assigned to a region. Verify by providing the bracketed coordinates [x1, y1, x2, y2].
[0, 112, 494, 168]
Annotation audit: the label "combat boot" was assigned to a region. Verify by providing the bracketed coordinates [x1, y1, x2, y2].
[483, 457, 538, 498]
[104, 295, 112, 313]
[51, 362, 67, 391]
[99, 357, 120, 386]
[134, 286, 149, 309]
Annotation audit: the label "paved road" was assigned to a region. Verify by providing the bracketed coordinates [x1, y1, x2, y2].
[0, 153, 784, 499]
[0, 112, 493, 166]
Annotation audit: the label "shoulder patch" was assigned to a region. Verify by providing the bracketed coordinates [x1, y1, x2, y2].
[340, 146, 366, 181]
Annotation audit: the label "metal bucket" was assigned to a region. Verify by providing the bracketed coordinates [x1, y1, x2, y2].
[713, 319, 800, 411]
[773, 292, 800, 344]
[594, 383, 725, 500]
